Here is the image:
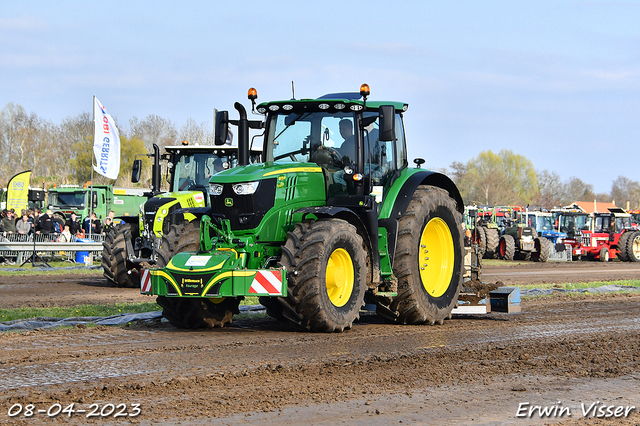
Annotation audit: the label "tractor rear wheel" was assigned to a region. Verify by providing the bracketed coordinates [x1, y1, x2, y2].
[483, 227, 500, 259]
[390, 186, 463, 325]
[626, 232, 640, 262]
[532, 237, 550, 262]
[102, 223, 140, 288]
[278, 219, 367, 332]
[155, 221, 241, 328]
[617, 232, 631, 261]
[498, 235, 515, 261]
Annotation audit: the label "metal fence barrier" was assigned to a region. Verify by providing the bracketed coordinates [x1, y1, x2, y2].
[0, 233, 104, 265]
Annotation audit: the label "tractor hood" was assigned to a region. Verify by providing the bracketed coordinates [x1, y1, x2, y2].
[207, 162, 327, 238]
[142, 190, 207, 237]
[209, 162, 323, 183]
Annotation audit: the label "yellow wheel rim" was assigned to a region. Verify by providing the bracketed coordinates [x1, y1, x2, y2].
[419, 217, 454, 298]
[325, 248, 354, 307]
[632, 236, 640, 259]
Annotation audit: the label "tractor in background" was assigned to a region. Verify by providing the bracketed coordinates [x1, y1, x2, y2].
[580, 208, 640, 262]
[556, 209, 590, 260]
[102, 143, 255, 288]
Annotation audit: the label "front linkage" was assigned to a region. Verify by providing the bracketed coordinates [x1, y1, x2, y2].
[141, 217, 287, 299]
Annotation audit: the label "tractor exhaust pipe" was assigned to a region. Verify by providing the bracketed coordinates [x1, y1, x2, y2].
[152, 143, 161, 195]
[234, 102, 250, 166]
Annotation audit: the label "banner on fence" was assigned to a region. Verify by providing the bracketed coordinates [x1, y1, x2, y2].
[6, 170, 31, 212]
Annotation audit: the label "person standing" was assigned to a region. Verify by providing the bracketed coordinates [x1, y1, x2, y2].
[16, 214, 31, 235]
[66, 211, 82, 236]
[1, 210, 17, 234]
[36, 210, 55, 234]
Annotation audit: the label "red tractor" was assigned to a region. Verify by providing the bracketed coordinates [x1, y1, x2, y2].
[580, 209, 640, 262]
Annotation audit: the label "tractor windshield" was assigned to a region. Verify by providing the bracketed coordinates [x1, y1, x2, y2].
[559, 214, 589, 238]
[49, 191, 86, 209]
[265, 111, 356, 164]
[172, 153, 235, 193]
[265, 110, 396, 185]
[535, 215, 553, 231]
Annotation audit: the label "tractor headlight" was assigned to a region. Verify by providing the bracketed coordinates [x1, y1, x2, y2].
[232, 181, 260, 195]
[209, 183, 224, 196]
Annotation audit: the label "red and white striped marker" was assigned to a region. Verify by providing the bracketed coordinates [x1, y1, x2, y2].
[141, 269, 152, 293]
[249, 271, 283, 295]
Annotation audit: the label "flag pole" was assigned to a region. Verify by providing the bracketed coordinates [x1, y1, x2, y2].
[89, 95, 95, 241]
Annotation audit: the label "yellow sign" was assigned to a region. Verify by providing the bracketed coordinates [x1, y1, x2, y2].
[6, 170, 31, 212]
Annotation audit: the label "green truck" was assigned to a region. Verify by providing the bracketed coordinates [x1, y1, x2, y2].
[47, 184, 146, 224]
[141, 85, 465, 332]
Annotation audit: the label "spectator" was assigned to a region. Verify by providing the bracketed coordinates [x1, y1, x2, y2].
[1, 210, 17, 234]
[36, 210, 55, 234]
[59, 225, 72, 242]
[84, 212, 102, 235]
[16, 214, 31, 235]
[103, 217, 113, 234]
[66, 211, 82, 236]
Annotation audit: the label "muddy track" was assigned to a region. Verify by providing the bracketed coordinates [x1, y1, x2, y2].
[0, 262, 640, 425]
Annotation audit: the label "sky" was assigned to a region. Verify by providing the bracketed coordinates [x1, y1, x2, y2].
[1, 0, 639, 194]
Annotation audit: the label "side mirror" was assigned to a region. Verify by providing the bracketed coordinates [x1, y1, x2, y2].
[131, 159, 142, 183]
[214, 110, 229, 145]
[92, 192, 98, 209]
[378, 105, 396, 141]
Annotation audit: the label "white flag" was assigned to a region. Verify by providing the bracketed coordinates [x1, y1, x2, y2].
[93, 97, 121, 179]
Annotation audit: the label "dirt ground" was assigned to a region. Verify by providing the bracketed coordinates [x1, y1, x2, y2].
[0, 261, 639, 425]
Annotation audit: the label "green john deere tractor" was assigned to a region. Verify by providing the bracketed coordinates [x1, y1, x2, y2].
[141, 84, 465, 332]
[102, 143, 252, 288]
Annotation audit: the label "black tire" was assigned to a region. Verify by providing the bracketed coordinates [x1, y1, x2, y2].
[102, 223, 140, 288]
[498, 234, 515, 261]
[625, 232, 640, 262]
[278, 219, 367, 332]
[617, 232, 630, 261]
[155, 221, 241, 329]
[390, 186, 464, 325]
[532, 237, 550, 262]
[474, 226, 487, 258]
[599, 246, 609, 262]
[483, 227, 500, 259]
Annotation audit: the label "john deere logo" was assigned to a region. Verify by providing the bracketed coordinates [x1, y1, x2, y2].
[224, 198, 234, 207]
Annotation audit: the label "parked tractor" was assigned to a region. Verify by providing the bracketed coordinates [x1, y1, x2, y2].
[581, 209, 640, 262]
[102, 143, 251, 288]
[141, 84, 466, 332]
[557, 210, 590, 260]
[476, 206, 516, 259]
[520, 210, 568, 260]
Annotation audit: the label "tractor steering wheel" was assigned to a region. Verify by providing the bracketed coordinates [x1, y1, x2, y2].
[311, 145, 343, 168]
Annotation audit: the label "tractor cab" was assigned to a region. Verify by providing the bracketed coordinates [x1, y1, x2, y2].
[256, 85, 408, 206]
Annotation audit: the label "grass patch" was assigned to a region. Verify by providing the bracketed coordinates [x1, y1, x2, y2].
[0, 302, 161, 322]
[0, 297, 263, 323]
[519, 280, 640, 290]
[0, 261, 102, 276]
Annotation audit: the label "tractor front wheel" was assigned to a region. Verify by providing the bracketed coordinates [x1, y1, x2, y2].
[390, 186, 464, 325]
[532, 237, 550, 262]
[599, 247, 609, 262]
[498, 235, 515, 261]
[102, 223, 140, 288]
[155, 221, 241, 328]
[278, 219, 367, 332]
